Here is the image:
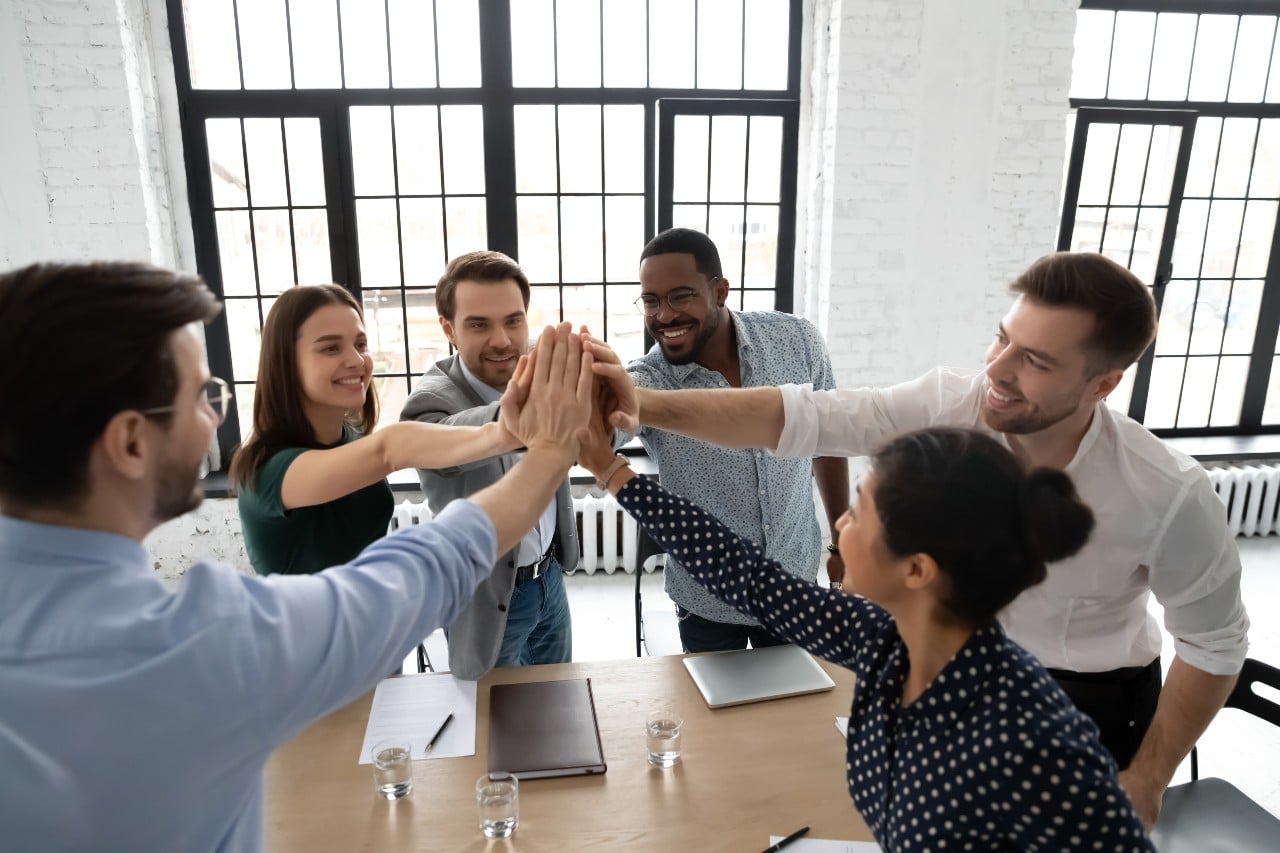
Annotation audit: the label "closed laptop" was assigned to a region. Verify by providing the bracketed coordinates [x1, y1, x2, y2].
[487, 678, 607, 780]
[683, 644, 836, 709]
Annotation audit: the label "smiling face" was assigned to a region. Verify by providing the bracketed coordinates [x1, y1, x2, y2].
[294, 303, 373, 419]
[981, 296, 1119, 436]
[439, 278, 529, 391]
[638, 251, 727, 366]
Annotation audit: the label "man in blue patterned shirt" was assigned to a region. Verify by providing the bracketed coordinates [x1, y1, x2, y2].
[626, 228, 849, 652]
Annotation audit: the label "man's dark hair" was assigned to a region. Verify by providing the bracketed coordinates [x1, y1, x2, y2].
[435, 251, 530, 322]
[871, 428, 1095, 626]
[0, 262, 222, 506]
[1009, 252, 1157, 374]
[639, 228, 723, 279]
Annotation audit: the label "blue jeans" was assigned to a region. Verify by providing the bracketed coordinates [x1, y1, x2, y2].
[494, 555, 573, 668]
[675, 606, 786, 653]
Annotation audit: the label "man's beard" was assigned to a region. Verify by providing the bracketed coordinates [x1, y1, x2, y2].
[153, 458, 205, 522]
[658, 311, 720, 366]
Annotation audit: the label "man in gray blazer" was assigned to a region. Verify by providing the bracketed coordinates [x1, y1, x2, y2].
[401, 251, 578, 680]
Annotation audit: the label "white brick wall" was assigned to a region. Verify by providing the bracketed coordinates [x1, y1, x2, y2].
[4, 0, 1081, 575]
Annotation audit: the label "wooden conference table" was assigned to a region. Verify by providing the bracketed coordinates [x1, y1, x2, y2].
[264, 654, 874, 851]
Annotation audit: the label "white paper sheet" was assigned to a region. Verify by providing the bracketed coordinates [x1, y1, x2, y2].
[358, 675, 478, 764]
[768, 836, 882, 852]
[835, 715, 849, 736]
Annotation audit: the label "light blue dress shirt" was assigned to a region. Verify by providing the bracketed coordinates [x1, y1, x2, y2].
[0, 500, 496, 853]
[628, 310, 837, 624]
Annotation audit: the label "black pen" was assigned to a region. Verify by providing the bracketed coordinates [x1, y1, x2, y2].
[761, 825, 810, 853]
[423, 712, 454, 755]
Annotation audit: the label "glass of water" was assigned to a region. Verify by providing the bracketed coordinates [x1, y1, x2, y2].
[371, 739, 413, 800]
[645, 708, 683, 767]
[476, 771, 519, 838]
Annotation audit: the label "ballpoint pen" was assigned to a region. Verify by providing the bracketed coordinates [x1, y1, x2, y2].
[423, 712, 454, 755]
[760, 825, 810, 853]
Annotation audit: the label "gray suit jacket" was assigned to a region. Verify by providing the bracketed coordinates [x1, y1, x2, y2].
[399, 354, 579, 680]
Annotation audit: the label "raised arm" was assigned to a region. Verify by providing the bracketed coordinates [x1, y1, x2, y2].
[279, 420, 519, 511]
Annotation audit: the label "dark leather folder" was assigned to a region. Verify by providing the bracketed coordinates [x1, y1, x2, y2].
[487, 678, 608, 780]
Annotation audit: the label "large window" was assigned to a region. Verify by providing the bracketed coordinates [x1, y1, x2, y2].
[167, 0, 803, 468]
[1062, 1, 1280, 436]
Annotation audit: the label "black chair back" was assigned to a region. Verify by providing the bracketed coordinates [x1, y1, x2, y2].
[1225, 658, 1280, 727]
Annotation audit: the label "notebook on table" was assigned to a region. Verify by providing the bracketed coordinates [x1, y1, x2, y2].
[487, 678, 607, 780]
[683, 643, 836, 709]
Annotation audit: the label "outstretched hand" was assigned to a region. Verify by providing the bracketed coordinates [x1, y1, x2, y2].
[581, 332, 639, 433]
[500, 323, 593, 457]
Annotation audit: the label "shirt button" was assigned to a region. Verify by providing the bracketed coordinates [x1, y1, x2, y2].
[763, 523, 770, 531]
[758, 489, 765, 496]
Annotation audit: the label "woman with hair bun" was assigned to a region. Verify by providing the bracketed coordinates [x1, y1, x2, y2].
[579, 422, 1152, 852]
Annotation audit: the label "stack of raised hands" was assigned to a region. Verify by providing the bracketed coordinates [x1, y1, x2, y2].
[496, 323, 640, 485]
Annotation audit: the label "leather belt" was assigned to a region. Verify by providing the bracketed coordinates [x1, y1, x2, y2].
[514, 547, 554, 582]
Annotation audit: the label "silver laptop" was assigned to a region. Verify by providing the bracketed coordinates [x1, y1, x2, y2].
[682, 644, 836, 709]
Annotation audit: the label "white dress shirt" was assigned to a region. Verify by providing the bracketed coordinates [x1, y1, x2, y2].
[775, 367, 1249, 676]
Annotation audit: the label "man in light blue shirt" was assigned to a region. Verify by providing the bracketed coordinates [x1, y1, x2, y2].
[627, 229, 850, 652]
[0, 262, 589, 852]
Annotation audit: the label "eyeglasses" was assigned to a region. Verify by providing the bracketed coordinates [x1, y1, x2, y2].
[633, 278, 718, 317]
[140, 377, 234, 426]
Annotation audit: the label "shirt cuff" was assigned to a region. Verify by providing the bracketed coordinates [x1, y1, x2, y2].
[772, 383, 819, 459]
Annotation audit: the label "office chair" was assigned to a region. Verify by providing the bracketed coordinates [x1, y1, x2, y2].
[1149, 657, 1280, 852]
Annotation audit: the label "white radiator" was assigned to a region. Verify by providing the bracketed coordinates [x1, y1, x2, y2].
[1205, 463, 1280, 537]
[388, 495, 642, 574]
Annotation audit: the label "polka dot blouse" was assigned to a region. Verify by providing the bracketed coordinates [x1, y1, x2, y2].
[616, 475, 1154, 852]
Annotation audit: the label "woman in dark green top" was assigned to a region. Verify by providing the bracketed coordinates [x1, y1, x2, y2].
[232, 285, 520, 576]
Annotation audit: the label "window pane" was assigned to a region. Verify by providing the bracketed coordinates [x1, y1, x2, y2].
[1069, 206, 1105, 253]
[1223, 279, 1263, 355]
[1107, 12, 1155, 100]
[1171, 199, 1209, 278]
[206, 119, 247, 208]
[226, 298, 263, 383]
[444, 196, 487, 256]
[709, 115, 748, 202]
[605, 196, 644, 282]
[436, 0, 480, 87]
[339, 0, 390, 88]
[1141, 124, 1182, 205]
[1183, 117, 1222, 197]
[216, 210, 256, 296]
[1268, 24, 1280, 102]
[292, 209, 331, 284]
[356, 198, 401, 288]
[1203, 200, 1245, 278]
[233, 382, 256, 437]
[517, 196, 560, 283]
[440, 106, 485, 194]
[1131, 206, 1166, 283]
[604, 106, 644, 194]
[405, 289, 449, 375]
[1239, 201, 1278, 278]
[349, 106, 395, 196]
[527, 285, 562, 328]
[515, 106, 558, 194]
[741, 290, 776, 312]
[1187, 279, 1231, 354]
[698, 0, 743, 90]
[602, 0, 647, 87]
[560, 197, 603, 283]
[605, 284, 646, 363]
[1155, 279, 1195, 356]
[649, 0, 695, 88]
[558, 105, 603, 194]
[399, 198, 445, 287]
[708, 204, 745, 286]
[1263, 356, 1280, 423]
[388, 0, 437, 87]
[672, 204, 708, 232]
[394, 106, 442, 196]
[244, 118, 289, 207]
[1111, 124, 1152, 205]
[1071, 10, 1114, 99]
[746, 116, 783, 203]
[743, 0, 789, 90]
[238, 0, 292, 89]
[284, 118, 325, 206]
[1078, 122, 1119, 205]
[743, 205, 779, 289]
[1144, 356, 1185, 428]
[1211, 356, 1249, 426]
[511, 0, 555, 87]
[562, 284, 604, 338]
[556, 0, 601, 87]
[1099, 206, 1139, 268]
[1177, 357, 1218, 427]
[288, 0, 341, 88]
[1148, 13, 1196, 101]
[1187, 15, 1238, 102]
[1215, 118, 1259, 198]
[1250, 120, 1280, 197]
[1228, 16, 1275, 103]
[673, 115, 710, 203]
[364, 289, 406, 378]
[252, 209, 296, 293]
[183, 0, 241, 89]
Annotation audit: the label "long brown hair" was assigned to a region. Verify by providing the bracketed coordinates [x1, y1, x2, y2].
[229, 284, 378, 490]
